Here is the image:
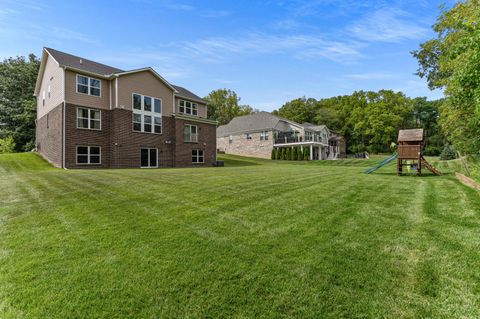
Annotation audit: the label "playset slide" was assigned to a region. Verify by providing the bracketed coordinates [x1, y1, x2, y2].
[364, 152, 398, 174]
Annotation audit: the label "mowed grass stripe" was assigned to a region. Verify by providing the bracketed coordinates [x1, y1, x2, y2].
[1, 153, 480, 318]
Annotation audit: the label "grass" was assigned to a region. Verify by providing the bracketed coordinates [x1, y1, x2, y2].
[1, 152, 480, 318]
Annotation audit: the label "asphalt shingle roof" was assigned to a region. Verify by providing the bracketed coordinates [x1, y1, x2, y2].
[217, 112, 285, 137]
[172, 85, 207, 104]
[45, 47, 124, 75]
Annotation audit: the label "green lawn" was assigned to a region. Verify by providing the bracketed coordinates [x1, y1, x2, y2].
[1, 153, 479, 318]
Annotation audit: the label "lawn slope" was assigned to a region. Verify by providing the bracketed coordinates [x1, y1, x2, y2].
[1, 153, 479, 318]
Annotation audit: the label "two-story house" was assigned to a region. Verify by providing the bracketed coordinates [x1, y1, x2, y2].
[217, 112, 346, 160]
[34, 48, 216, 168]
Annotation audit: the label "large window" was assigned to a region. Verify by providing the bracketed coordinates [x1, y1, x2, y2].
[141, 148, 158, 168]
[179, 100, 198, 116]
[184, 124, 198, 142]
[132, 93, 162, 134]
[77, 107, 101, 130]
[260, 131, 269, 141]
[76, 74, 101, 96]
[192, 149, 204, 163]
[76, 146, 101, 165]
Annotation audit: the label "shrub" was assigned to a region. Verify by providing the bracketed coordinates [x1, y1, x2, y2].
[440, 144, 456, 160]
[0, 137, 16, 153]
[292, 147, 297, 160]
[303, 147, 309, 160]
[286, 148, 291, 160]
[271, 149, 276, 160]
[297, 147, 302, 160]
[281, 148, 286, 160]
[424, 145, 441, 156]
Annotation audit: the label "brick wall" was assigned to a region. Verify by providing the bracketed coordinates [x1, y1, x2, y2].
[217, 131, 273, 159]
[174, 118, 217, 167]
[36, 103, 63, 167]
[61, 103, 215, 168]
[110, 108, 175, 168]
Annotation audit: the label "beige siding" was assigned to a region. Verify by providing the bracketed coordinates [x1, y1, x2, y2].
[117, 71, 174, 116]
[217, 131, 274, 159]
[174, 97, 207, 118]
[65, 70, 111, 110]
[37, 55, 64, 119]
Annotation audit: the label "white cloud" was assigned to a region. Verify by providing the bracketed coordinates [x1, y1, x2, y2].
[348, 7, 429, 42]
[345, 72, 395, 80]
[175, 32, 364, 63]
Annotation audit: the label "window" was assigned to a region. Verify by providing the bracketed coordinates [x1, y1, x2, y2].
[132, 93, 162, 134]
[42, 90, 45, 106]
[76, 74, 101, 97]
[48, 85, 51, 98]
[260, 131, 269, 141]
[245, 133, 252, 140]
[192, 149, 204, 163]
[229, 135, 233, 144]
[76, 146, 101, 165]
[178, 100, 198, 116]
[77, 107, 101, 130]
[184, 124, 198, 142]
[141, 148, 158, 168]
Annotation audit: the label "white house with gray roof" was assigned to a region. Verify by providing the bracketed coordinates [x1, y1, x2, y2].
[217, 112, 346, 160]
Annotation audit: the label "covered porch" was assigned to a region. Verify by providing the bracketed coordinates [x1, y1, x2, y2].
[273, 141, 328, 160]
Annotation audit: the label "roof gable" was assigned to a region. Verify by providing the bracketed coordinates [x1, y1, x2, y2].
[115, 68, 176, 92]
[45, 47, 123, 75]
[173, 85, 206, 104]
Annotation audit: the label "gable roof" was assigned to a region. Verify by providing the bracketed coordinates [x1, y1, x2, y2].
[45, 47, 124, 75]
[35, 47, 206, 98]
[398, 129, 424, 142]
[173, 85, 207, 104]
[217, 112, 301, 137]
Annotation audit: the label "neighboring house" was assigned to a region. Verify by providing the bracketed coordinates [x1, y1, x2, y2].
[34, 47, 216, 169]
[217, 112, 346, 160]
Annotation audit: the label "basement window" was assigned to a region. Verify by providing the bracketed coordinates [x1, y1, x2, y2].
[192, 149, 204, 163]
[141, 148, 158, 168]
[76, 146, 101, 165]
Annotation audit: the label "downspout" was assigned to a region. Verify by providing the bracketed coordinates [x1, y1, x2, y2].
[62, 66, 66, 169]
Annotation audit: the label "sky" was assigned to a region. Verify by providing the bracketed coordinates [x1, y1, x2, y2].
[0, 0, 454, 111]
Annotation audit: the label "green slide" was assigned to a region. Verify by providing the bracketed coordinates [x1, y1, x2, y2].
[364, 153, 398, 174]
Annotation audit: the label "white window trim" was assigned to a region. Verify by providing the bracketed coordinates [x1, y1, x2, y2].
[76, 74, 102, 97]
[192, 149, 204, 163]
[140, 148, 159, 168]
[76, 107, 102, 131]
[132, 93, 162, 134]
[260, 131, 269, 141]
[184, 124, 198, 143]
[178, 99, 198, 116]
[76, 146, 102, 165]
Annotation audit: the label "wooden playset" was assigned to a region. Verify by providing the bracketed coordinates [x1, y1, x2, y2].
[397, 129, 441, 176]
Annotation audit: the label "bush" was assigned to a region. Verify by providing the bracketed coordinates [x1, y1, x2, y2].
[303, 147, 309, 160]
[286, 148, 291, 160]
[298, 147, 303, 160]
[281, 148, 286, 160]
[0, 137, 16, 153]
[440, 144, 456, 160]
[424, 145, 441, 156]
[292, 147, 297, 160]
[271, 149, 276, 160]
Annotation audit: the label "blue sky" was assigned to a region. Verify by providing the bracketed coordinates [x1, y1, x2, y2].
[0, 0, 453, 111]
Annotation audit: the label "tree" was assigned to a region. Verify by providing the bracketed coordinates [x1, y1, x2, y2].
[273, 97, 317, 124]
[286, 147, 291, 160]
[412, 0, 480, 155]
[0, 136, 15, 153]
[204, 89, 253, 125]
[0, 54, 40, 151]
